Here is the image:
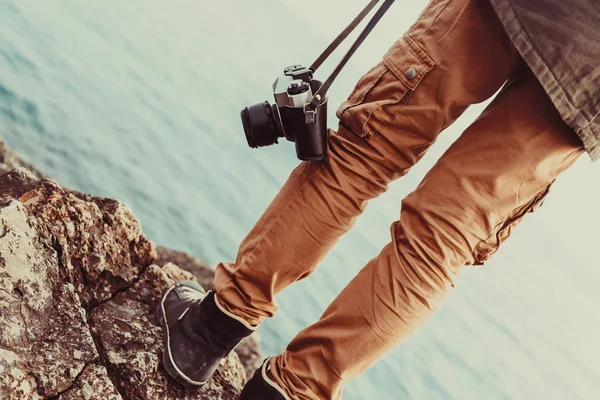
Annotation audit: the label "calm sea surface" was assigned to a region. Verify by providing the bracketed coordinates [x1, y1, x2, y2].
[1, 1, 599, 399]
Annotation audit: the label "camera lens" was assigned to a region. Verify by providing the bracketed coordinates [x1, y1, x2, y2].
[240, 102, 284, 148]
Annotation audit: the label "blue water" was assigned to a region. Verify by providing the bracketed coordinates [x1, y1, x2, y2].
[2, 1, 599, 399]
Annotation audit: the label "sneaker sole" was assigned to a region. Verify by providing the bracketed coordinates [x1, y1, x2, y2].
[157, 280, 209, 389]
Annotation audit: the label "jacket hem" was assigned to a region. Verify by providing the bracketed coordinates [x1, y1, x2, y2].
[488, 0, 599, 162]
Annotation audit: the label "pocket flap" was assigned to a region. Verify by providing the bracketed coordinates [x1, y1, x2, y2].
[383, 35, 435, 91]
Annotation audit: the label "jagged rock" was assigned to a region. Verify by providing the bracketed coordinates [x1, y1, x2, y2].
[89, 263, 246, 399]
[155, 247, 264, 378]
[0, 191, 97, 398]
[156, 246, 215, 290]
[0, 168, 251, 399]
[0, 168, 156, 309]
[56, 364, 122, 400]
[0, 141, 45, 179]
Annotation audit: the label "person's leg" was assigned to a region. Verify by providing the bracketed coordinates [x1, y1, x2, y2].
[267, 64, 584, 400]
[214, 0, 519, 327]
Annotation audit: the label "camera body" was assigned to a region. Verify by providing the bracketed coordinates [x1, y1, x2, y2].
[241, 64, 329, 161]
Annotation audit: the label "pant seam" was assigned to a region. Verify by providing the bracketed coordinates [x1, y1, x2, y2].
[472, 180, 554, 263]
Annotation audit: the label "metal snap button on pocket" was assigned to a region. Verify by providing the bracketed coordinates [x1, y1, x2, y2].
[405, 67, 417, 80]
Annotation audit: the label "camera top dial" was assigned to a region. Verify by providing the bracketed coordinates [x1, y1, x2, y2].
[287, 80, 313, 107]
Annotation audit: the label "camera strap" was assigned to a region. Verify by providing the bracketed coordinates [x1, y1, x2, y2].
[308, 0, 396, 110]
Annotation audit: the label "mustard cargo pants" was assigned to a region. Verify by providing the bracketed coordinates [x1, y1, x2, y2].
[214, 0, 584, 399]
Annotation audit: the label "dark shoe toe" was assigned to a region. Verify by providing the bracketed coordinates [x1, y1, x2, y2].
[157, 281, 209, 387]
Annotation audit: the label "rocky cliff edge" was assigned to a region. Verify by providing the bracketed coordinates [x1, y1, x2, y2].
[0, 142, 262, 400]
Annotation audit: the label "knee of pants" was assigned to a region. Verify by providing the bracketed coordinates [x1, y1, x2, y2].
[393, 187, 480, 280]
[323, 127, 398, 205]
[394, 170, 553, 275]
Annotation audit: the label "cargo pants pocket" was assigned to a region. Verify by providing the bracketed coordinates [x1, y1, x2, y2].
[335, 35, 435, 140]
[472, 181, 555, 265]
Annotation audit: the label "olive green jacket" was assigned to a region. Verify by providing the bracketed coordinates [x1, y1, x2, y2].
[489, 0, 600, 161]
